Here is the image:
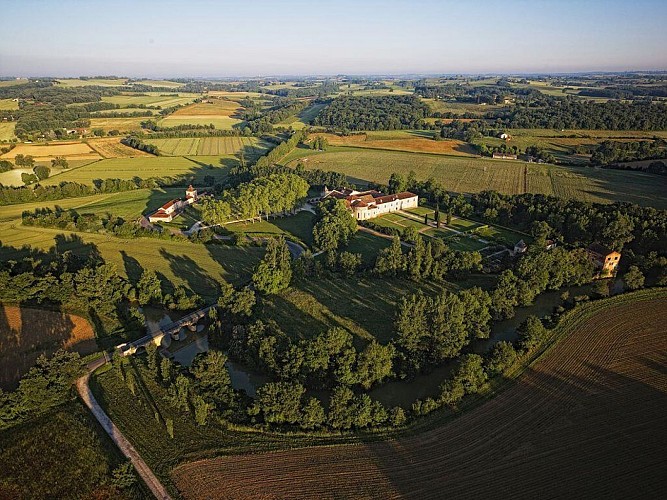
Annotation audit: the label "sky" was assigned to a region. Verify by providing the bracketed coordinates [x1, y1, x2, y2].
[1, 0, 666, 77]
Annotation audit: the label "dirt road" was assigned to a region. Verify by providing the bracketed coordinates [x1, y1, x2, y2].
[77, 357, 172, 500]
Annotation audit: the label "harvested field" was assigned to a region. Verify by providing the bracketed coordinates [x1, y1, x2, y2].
[101, 93, 197, 108]
[159, 101, 245, 129]
[40, 156, 229, 185]
[0, 305, 97, 390]
[0, 98, 19, 111]
[311, 133, 477, 156]
[172, 291, 667, 500]
[87, 137, 152, 158]
[88, 116, 147, 133]
[0, 122, 15, 141]
[150, 136, 269, 157]
[0, 141, 102, 161]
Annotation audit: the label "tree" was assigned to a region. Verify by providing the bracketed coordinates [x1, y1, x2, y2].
[21, 172, 38, 185]
[200, 199, 232, 225]
[169, 375, 192, 412]
[374, 237, 405, 276]
[111, 462, 136, 489]
[166, 418, 174, 438]
[592, 279, 610, 298]
[300, 397, 325, 429]
[338, 251, 362, 276]
[145, 342, 159, 379]
[33, 165, 50, 180]
[125, 369, 137, 396]
[518, 315, 547, 351]
[623, 265, 645, 290]
[356, 342, 395, 389]
[136, 269, 162, 305]
[402, 226, 419, 244]
[252, 237, 293, 294]
[312, 198, 357, 252]
[15, 154, 35, 168]
[190, 351, 234, 410]
[388, 172, 406, 193]
[439, 378, 465, 407]
[251, 381, 305, 425]
[193, 395, 211, 426]
[389, 406, 406, 426]
[51, 156, 69, 169]
[486, 341, 518, 375]
[455, 354, 487, 394]
[160, 357, 173, 383]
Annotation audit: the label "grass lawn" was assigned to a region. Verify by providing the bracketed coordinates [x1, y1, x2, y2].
[422, 228, 488, 251]
[345, 230, 392, 263]
[472, 224, 532, 246]
[259, 274, 459, 345]
[225, 211, 316, 247]
[282, 147, 667, 209]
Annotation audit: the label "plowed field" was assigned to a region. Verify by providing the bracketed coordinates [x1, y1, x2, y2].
[173, 291, 667, 499]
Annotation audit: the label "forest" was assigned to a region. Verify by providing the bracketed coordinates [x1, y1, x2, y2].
[314, 95, 430, 130]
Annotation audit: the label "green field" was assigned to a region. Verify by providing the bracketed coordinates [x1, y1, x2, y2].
[158, 116, 243, 130]
[0, 401, 146, 499]
[0, 122, 16, 141]
[275, 102, 327, 129]
[88, 116, 147, 133]
[225, 211, 316, 247]
[0, 222, 262, 300]
[55, 78, 129, 87]
[40, 156, 231, 185]
[150, 136, 270, 157]
[345, 230, 392, 263]
[282, 147, 667, 208]
[101, 93, 198, 108]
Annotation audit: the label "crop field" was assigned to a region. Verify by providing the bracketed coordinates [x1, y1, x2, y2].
[0, 401, 146, 499]
[101, 93, 198, 108]
[40, 156, 229, 185]
[0, 122, 16, 141]
[172, 290, 667, 500]
[88, 116, 147, 132]
[0, 141, 102, 162]
[87, 137, 153, 158]
[0, 78, 28, 87]
[311, 132, 477, 156]
[55, 78, 129, 87]
[0, 305, 97, 390]
[159, 101, 244, 130]
[275, 102, 327, 129]
[282, 148, 667, 208]
[0, 98, 19, 110]
[150, 136, 270, 157]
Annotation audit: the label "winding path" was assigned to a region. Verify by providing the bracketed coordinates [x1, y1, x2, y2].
[77, 357, 172, 500]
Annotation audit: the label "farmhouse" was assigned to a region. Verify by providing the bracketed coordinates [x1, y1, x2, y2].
[586, 243, 621, 275]
[513, 239, 528, 255]
[492, 152, 518, 160]
[148, 186, 198, 223]
[322, 187, 418, 220]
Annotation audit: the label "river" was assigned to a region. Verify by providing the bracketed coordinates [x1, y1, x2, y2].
[141, 283, 592, 407]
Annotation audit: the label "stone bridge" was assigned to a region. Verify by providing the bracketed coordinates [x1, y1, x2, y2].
[116, 305, 215, 356]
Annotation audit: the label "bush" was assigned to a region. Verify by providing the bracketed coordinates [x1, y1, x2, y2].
[486, 341, 518, 375]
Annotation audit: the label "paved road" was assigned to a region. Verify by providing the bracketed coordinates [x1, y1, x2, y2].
[77, 357, 172, 500]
